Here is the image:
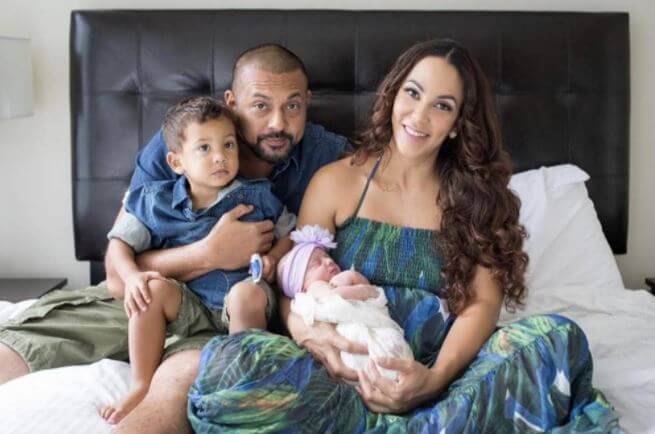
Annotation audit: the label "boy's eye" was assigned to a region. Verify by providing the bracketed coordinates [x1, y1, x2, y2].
[224, 141, 236, 150]
[198, 144, 210, 152]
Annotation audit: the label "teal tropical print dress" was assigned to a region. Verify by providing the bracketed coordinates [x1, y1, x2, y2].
[188, 161, 621, 433]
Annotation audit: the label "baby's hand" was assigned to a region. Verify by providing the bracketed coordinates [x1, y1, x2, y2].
[329, 269, 369, 287]
[333, 284, 379, 301]
[261, 255, 278, 283]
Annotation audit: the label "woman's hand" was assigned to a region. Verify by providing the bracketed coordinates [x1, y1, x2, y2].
[356, 357, 440, 414]
[299, 321, 368, 382]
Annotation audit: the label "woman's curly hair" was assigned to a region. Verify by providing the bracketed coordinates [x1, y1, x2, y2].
[352, 39, 528, 314]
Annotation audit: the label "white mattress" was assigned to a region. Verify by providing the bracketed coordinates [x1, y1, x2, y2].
[1, 285, 654, 434]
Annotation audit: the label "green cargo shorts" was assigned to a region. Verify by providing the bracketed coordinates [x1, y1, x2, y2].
[0, 278, 276, 373]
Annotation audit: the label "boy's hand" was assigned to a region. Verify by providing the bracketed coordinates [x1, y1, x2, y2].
[261, 255, 278, 283]
[123, 271, 163, 318]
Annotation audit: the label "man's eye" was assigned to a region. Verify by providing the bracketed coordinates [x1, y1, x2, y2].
[254, 103, 267, 110]
[287, 102, 300, 110]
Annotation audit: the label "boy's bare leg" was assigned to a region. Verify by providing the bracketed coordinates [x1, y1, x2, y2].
[227, 282, 268, 334]
[101, 279, 181, 425]
[112, 349, 201, 434]
[0, 343, 29, 385]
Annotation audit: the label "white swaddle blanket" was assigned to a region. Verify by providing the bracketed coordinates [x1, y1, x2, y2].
[291, 286, 414, 380]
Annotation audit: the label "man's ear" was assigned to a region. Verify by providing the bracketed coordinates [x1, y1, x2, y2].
[305, 90, 312, 105]
[224, 89, 236, 109]
[166, 151, 185, 175]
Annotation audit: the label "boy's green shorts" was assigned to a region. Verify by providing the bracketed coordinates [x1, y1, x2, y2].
[0, 278, 276, 373]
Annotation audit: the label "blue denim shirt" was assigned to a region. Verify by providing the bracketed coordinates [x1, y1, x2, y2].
[125, 177, 289, 309]
[129, 122, 351, 215]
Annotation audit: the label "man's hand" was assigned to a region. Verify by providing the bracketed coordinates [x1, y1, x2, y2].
[202, 205, 275, 270]
[123, 271, 163, 318]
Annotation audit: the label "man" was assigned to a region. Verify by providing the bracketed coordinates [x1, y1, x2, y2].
[0, 44, 354, 434]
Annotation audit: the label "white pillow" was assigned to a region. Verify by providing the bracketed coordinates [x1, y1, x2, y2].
[509, 164, 624, 291]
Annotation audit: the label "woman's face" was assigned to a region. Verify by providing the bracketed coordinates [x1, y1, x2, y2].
[391, 56, 463, 160]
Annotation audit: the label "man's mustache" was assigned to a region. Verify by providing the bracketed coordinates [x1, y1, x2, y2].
[257, 131, 293, 143]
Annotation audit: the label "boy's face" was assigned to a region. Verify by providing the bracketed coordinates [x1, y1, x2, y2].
[167, 116, 239, 191]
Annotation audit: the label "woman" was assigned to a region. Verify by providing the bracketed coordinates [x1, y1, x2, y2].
[188, 39, 620, 433]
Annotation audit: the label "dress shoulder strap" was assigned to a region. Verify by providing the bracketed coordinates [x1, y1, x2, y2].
[352, 156, 382, 218]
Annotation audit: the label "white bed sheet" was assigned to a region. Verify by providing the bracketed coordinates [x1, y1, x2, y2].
[1, 285, 654, 434]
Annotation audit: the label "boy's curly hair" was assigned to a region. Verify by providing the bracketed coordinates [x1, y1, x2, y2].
[162, 96, 239, 151]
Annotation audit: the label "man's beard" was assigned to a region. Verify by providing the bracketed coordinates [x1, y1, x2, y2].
[246, 131, 295, 165]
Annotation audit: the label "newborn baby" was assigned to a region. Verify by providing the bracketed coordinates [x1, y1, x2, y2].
[277, 225, 414, 380]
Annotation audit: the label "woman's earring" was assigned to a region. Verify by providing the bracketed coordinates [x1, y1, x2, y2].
[449, 131, 457, 139]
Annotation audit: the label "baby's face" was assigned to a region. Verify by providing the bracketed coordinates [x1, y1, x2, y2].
[303, 249, 341, 290]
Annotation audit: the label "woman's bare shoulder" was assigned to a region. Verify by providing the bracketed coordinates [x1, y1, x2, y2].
[311, 155, 371, 189]
[313, 156, 359, 183]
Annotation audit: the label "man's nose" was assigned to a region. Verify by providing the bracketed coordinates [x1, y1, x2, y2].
[268, 108, 287, 131]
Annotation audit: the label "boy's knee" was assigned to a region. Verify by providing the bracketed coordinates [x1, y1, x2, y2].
[227, 283, 268, 313]
[148, 279, 180, 301]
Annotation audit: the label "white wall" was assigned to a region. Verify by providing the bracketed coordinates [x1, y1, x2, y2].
[0, 0, 652, 290]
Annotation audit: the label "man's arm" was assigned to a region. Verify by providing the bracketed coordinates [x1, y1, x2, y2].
[106, 204, 275, 283]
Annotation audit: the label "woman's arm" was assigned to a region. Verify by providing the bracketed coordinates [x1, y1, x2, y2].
[280, 295, 365, 382]
[281, 160, 368, 381]
[357, 265, 503, 413]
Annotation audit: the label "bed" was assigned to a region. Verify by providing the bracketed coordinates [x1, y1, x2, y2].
[2, 9, 653, 434]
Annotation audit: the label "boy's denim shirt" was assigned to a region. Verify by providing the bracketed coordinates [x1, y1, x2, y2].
[129, 122, 351, 215]
[125, 177, 286, 310]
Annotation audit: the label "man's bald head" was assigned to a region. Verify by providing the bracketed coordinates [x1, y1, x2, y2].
[231, 44, 309, 91]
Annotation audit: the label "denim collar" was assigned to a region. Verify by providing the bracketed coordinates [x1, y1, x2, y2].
[171, 176, 243, 210]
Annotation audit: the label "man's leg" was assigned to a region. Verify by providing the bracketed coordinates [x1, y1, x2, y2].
[0, 343, 29, 384]
[0, 284, 128, 382]
[113, 348, 201, 434]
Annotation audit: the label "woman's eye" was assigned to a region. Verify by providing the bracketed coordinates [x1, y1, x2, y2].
[224, 141, 235, 150]
[435, 102, 453, 112]
[199, 144, 210, 152]
[404, 87, 419, 99]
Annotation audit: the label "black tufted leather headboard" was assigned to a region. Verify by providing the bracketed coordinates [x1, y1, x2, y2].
[70, 10, 630, 282]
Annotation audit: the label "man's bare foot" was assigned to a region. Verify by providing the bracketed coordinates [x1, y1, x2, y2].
[100, 384, 149, 425]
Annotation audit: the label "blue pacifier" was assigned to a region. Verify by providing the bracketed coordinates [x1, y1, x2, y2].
[249, 253, 264, 283]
